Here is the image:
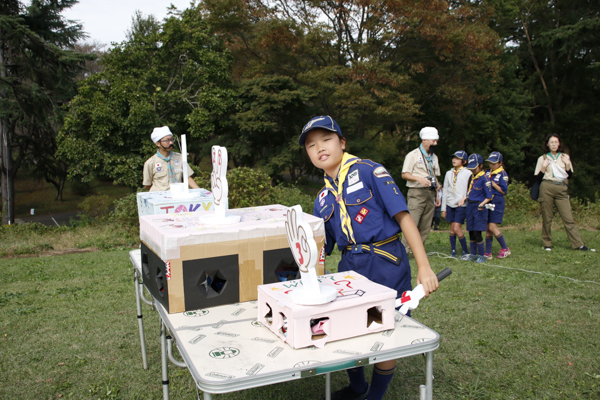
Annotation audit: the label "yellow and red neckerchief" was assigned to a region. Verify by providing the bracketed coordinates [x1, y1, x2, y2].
[490, 166, 504, 176]
[468, 170, 485, 195]
[452, 166, 464, 189]
[324, 153, 360, 244]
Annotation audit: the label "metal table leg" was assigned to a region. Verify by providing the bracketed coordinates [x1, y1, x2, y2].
[134, 269, 148, 369]
[325, 372, 331, 400]
[426, 351, 433, 400]
[161, 319, 170, 400]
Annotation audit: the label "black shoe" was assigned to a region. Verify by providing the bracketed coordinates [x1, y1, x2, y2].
[577, 245, 589, 251]
[325, 384, 370, 400]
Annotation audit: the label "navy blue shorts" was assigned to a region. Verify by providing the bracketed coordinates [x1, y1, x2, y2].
[488, 196, 505, 224]
[339, 239, 411, 299]
[466, 202, 488, 232]
[445, 206, 466, 224]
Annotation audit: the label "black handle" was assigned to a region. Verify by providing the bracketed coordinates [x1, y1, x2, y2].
[436, 268, 452, 282]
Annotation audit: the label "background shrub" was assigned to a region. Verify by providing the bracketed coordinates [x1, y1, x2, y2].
[79, 195, 114, 220]
[110, 192, 139, 228]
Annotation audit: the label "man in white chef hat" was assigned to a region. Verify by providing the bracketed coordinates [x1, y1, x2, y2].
[143, 126, 199, 191]
[400, 127, 441, 252]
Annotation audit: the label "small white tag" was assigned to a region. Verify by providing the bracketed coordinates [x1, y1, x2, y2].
[348, 170, 359, 186]
[347, 181, 364, 194]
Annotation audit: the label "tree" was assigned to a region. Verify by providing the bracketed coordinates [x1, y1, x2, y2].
[58, 6, 236, 188]
[201, 0, 521, 182]
[0, 0, 86, 224]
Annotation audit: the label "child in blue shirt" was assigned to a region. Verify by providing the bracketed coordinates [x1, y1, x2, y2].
[485, 152, 511, 259]
[300, 115, 439, 400]
[458, 153, 492, 263]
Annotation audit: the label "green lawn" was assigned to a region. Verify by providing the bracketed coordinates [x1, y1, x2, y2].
[1, 228, 599, 399]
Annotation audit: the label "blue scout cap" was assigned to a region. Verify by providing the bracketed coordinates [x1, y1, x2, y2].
[452, 150, 468, 162]
[486, 151, 503, 163]
[299, 116, 343, 146]
[467, 153, 483, 169]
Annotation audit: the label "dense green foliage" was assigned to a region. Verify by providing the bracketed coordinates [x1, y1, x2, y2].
[0, 0, 88, 224]
[57, 5, 236, 187]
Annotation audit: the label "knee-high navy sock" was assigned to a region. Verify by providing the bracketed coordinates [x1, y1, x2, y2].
[485, 236, 493, 254]
[470, 240, 477, 255]
[458, 235, 468, 253]
[495, 234, 508, 249]
[347, 366, 367, 394]
[449, 234, 457, 252]
[367, 365, 396, 400]
[477, 241, 485, 256]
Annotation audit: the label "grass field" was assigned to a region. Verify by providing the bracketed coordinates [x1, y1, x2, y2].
[1, 228, 599, 399]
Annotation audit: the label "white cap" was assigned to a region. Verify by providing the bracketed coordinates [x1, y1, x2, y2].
[419, 127, 439, 140]
[151, 126, 173, 143]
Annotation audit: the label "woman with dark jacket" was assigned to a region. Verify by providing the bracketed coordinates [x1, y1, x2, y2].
[533, 134, 590, 251]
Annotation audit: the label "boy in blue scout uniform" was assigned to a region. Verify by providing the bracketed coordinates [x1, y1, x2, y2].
[484, 152, 511, 259]
[300, 116, 439, 400]
[458, 153, 492, 263]
[441, 150, 472, 258]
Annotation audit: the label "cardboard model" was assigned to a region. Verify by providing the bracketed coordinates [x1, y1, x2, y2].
[136, 189, 215, 217]
[140, 205, 326, 314]
[284, 205, 337, 305]
[200, 146, 240, 225]
[257, 271, 397, 349]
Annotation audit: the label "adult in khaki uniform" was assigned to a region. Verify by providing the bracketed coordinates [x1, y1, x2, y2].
[143, 126, 199, 192]
[401, 127, 441, 252]
[534, 133, 590, 251]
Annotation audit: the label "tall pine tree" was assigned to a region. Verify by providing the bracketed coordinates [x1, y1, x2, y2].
[0, 0, 86, 224]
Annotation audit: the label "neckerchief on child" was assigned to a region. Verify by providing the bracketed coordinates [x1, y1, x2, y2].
[452, 166, 464, 189]
[467, 170, 485, 195]
[156, 150, 176, 183]
[419, 144, 435, 176]
[490, 166, 504, 176]
[324, 152, 360, 244]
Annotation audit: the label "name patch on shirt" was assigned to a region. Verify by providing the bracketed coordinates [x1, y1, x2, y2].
[175, 160, 180, 166]
[373, 167, 391, 179]
[348, 170, 359, 186]
[347, 182, 364, 194]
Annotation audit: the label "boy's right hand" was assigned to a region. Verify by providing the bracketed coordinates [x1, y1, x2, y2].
[458, 197, 465, 207]
[441, 211, 446, 219]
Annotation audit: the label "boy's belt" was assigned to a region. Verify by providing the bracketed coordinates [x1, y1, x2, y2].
[344, 235, 401, 265]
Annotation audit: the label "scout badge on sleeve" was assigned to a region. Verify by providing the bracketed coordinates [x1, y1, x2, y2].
[396, 268, 452, 315]
[285, 205, 337, 305]
[169, 134, 196, 199]
[199, 146, 241, 224]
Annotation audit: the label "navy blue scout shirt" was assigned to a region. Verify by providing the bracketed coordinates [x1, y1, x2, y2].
[313, 160, 408, 253]
[467, 172, 493, 202]
[486, 169, 509, 198]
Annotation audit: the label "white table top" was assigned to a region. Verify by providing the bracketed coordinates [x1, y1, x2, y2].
[130, 249, 439, 394]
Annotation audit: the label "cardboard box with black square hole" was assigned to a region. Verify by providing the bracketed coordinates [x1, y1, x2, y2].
[257, 271, 397, 349]
[140, 205, 325, 313]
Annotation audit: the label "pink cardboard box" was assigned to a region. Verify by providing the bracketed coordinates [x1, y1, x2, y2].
[257, 271, 397, 349]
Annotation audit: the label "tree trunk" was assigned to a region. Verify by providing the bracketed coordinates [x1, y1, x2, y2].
[0, 44, 15, 225]
[1, 119, 15, 225]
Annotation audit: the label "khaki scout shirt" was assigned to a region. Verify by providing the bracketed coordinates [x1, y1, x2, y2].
[402, 147, 440, 188]
[143, 152, 194, 192]
[534, 154, 573, 183]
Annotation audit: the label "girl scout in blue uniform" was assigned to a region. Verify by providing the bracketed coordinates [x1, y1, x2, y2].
[300, 116, 439, 400]
[485, 152, 511, 259]
[458, 153, 493, 263]
[441, 150, 471, 258]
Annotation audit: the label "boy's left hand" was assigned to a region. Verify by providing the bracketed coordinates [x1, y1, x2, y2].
[416, 267, 439, 297]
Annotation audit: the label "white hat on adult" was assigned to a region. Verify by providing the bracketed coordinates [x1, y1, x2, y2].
[419, 127, 439, 140]
[151, 126, 173, 143]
